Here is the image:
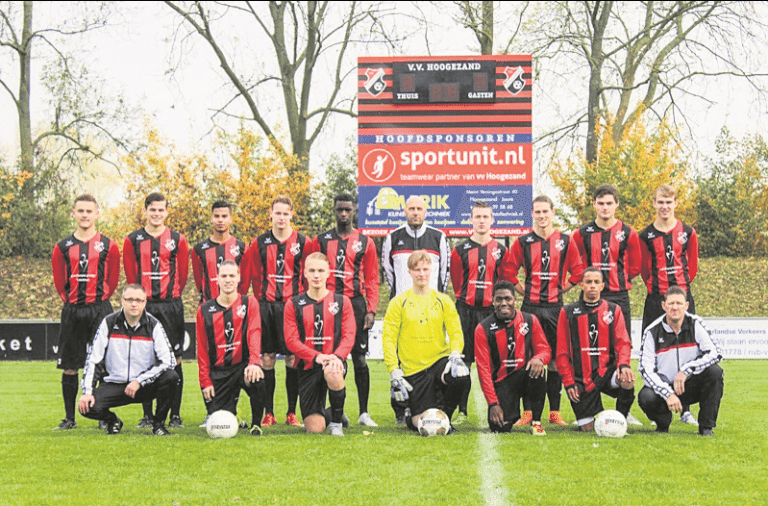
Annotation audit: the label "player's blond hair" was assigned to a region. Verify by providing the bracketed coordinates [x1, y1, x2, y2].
[407, 250, 432, 270]
[272, 194, 293, 209]
[654, 184, 676, 201]
[306, 252, 330, 266]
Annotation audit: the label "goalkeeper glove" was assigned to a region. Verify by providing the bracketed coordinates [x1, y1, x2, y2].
[390, 369, 413, 402]
[444, 351, 469, 378]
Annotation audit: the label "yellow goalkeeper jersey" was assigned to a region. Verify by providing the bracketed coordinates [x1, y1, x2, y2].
[382, 288, 463, 376]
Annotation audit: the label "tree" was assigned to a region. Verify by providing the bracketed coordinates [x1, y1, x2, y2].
[549, 112, 693, 231]
[450, 1, 529, 55]
[304, 137, 357, 235]
[163, 1, 386, 178]
[695, 128, 768, 257]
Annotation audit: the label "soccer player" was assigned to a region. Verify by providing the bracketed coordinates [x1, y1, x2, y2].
[638, 286, 723, 436]
[247, 195, 310, 427]
[78, 284, 179, 436]
[381, 195, 450, 297]
[382, 250, 470, 431]
[503, 195, 584, 426]
[475, 281, 550, 435]
[555, 267, 636, 432]
[309, 194, 379, 427]
[52, 194, 120, 430]
[191, 200, 249, 304]
[638, 184, 699, 425]
[196, 260, 265, 436]
[123, 192, 189, 429]
[284, 253, 355, 436]
[450, 200, 508, 422]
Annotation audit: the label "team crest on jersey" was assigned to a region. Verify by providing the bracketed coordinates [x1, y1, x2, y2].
[230, 244, 240, 257]
[602, 311, 614, 324]
[555, 239, 565, 251]
[79, 254, 88, 270]
[352, 240, 363, 253]
[93, 241, 105, 253]
[328, 302, 340, 315]
[615, 230, 626, 242]
[519, 322, 529, 336]
[290, 242, 301, 256]
[678, 231, 688, 244]
[165, 239, 176, 251]
[491, 248, 502, 260]
[236, 304, 247, 318]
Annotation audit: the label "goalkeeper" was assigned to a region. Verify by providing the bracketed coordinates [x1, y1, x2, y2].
[382, 250, 470, 432]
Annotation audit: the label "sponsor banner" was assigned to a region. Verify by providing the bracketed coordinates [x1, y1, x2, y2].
[358, 185, 532, 236]
[358, 143, 532, 186]
[359, 133, 533, 145]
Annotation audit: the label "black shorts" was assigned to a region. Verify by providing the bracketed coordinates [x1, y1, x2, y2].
[569, 365, 620, 421]
[57, 300, 113, 370]
[491, 368, 546, 431]
[405, 356, 450, 416]
[456, 302, 493, 364]
[297, 361, 348, 418]
[602, 290, 631, 338]
[146, 298, 185, 357]
[260, 300, 288, 355]
[350, 296, 369, 356]
[207, 364, 263, 415]
[520, 303, 560, 355]
[642, 290, 695, 333]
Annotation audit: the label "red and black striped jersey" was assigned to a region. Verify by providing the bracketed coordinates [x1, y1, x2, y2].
[191, 236, 249, 303]
[52, 233, 120, 305]
[475, 310, 550, 406]
[451, 238, 508, 307]
[248, 229, 310, 302]
[572, 220, 642, 293]
[504, 230, 584, 306]
[638, 220, 698, 296]
[309, 229, 379, 313]
[284, 292, 356, 370]
[196, 295, 262, 389]
[556, 298, 630, 392]
[123, 227, 189, 300]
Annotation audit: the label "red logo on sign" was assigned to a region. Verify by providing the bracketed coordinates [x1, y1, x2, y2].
[362, 148, 396, 182]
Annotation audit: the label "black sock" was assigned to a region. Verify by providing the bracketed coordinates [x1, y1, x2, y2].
[62, 373, 78, 421]
[328, 388, 346, 424]
[286, 366, 299, 415]
[354, 365, 370, 414]
[547, 370, 562, 412]
[171, 362, 183, 417]
[264, 368, 276, 415]
[249, 381, 265, 427]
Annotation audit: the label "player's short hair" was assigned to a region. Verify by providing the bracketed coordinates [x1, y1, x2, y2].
[211, 200, 231, 212]
[333, 193, 355, 206]
[654, 184, 676, 201]
[532, 195, 554, 210]
[407, 250, 432, 270]
[492, 280, 516, 297]
[217, 259, 239, 272]
[144, 192, 167, 209]
[272, 194, 292, 209]
[122, 284, 146, 296]
[471, 200, 492, 216]
[593, 184, 619, 203]
[663, 286, 687, 301]
[306, 252, 330, 266]
[583, 266, 603, 278]
[74, 194, 98, 207]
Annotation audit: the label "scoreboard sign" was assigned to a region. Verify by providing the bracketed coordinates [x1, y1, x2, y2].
[358, 55, 532, 237]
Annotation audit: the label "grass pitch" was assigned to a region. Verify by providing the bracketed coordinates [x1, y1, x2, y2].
[1, 360, 766, 506]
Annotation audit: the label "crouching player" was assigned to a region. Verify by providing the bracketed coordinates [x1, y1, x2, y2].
[556, 267, 635, 432]
[475, 281, 550, 435]
[77, 284, 178, 435]
[196, 260, 265, 436]
[284, 253, 355, 436]
[382, 250, 470, 432]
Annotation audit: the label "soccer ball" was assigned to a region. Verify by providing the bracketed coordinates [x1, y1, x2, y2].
[417, 408, 451, 437]
[594, 410, 628, 438]
[205, 410, 239, 439]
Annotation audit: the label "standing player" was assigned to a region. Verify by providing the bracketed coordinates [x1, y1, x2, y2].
[450, 200, 508, 422]
[382, 251, 470, 431]
[284, 253, 355, 436]
[123, 192, 189, 429]
[475, 281, 550, 435]
[247, 195, 310, 427]
[504, 195, 584, 426]
[638, 184, 699, 425]
[555, 267, 636, 432]
[52, 194, 120, 430]
[196, 261, 265, 436]
[309, 194, 379, 427]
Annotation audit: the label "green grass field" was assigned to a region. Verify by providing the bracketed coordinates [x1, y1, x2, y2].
[1, 359, 766, 506]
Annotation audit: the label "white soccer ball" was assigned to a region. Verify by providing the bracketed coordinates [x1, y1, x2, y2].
[417, 408, 451, 437]
[205, 410, 239, 439]
[594, 410, 628, 438]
